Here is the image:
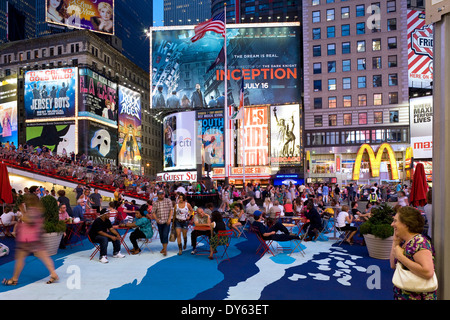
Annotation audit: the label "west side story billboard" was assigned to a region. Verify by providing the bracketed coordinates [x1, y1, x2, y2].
[150, 23, 301, 109]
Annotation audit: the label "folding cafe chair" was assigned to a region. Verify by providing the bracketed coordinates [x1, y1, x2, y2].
[211, 230, 233, 263]
[249, 224, 275, 258]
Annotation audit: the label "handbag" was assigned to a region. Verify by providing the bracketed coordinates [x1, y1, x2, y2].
[392, 262, 438, 292]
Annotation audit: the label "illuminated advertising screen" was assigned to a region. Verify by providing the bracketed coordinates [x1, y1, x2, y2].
[46, 0, 114, 35]
[408, 10, 433, 88]
[26, 120, 76, 155]
[24, 68, 77, 120]
[78, 120, 118, 165]
[151, 23, 301, 109]
[410, 96, 433, 159]
[270, 104, 301, 166]
[0, 75, 18, 146]
[78, 67, 118, 126]
[163, 111, 196, 171]
[196, 109, 224, 176]
[238, 106, 269, 167]
[118, 85, 142, 173]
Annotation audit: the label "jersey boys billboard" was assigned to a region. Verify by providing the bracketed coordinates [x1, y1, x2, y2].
[151, 23, 301, 109]
[24, 68, 77, 120]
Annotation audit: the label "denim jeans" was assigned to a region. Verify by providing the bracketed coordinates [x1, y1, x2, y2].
[94, 234, 121, 257]
[157, 223, 171, 244]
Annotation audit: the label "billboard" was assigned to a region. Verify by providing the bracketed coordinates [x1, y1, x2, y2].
[238, 106, 269, 167]
[408, 10, 433, 88]
[151, 23, 301, 109]
[0, 75, 18, 146]
[118, 85, 142, 173]
[46, 0, 114, 35]
[26, 120, 76, 155]
[196, 109, 225, 176]
[24, 68, 77, 120]
[410, 96, 433, 159]
[270, 104, 301, 166]
[78, 120, 118, 165]
[163, 111, 196, 171]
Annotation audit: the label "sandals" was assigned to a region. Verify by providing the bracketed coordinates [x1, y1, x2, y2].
[2, 278, 18, 286]
[46, 276, 59, 284]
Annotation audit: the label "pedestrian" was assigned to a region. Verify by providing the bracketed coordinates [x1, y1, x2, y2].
[2, 193, 59, 285]
[151, 190, 173, 256]
[89, 188, 102, 213]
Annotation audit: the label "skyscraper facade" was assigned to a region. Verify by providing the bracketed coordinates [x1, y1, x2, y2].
[164, 0, 211, 25]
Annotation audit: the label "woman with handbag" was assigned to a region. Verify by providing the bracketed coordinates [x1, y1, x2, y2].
[390, 206, 437, 300]
[174, 193, 193, 255]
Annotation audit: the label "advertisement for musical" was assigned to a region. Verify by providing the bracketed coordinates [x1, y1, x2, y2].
[196, 109, 225, 177]
[118, 85, 142, 173]
[270, 104, 301, 166]
[163, 111, 196, 171]
[151, 23, 301, 109]
[25, 120, 76, 155]
[46, 0, 115, 36]
[78, 67, 118, 126]
[78, 120, 118, 165]
[24, 68, 77, 120]
[0, 75, 18, 146]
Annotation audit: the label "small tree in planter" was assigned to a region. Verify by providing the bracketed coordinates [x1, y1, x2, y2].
[40, 195, 66, 255]
[359, 202, 394, 259]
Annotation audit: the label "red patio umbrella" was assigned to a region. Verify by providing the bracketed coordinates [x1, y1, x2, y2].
[0, 162, 13, 205]
[409, 162, 429, 207]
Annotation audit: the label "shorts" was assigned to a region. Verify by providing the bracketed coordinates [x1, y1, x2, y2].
[175, 219, 189, 230]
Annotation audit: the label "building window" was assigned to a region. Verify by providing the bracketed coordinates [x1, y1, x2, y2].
[389, 73, 398, 86]
[341, 24, 350, 36]
[343, 113, 352, 125]
[373, 75, 382, 87]
[314, 115, 323, 127]
[327, 26, 336, 38]
[357, 40, 366, 52]
[374, 111, 383, 124]
[374, 93, 382, 105]
[313, 62, 322, 74]
[388, 37, 397, 49]
[342, 42, 351, 54]
[358, 76, 366, 88]
[358, 94, 367, 106]
[388, 55, 397, 68]
[356, 4, 365, 17]
[313, 45, 321, 56]
[312, 11, 321, 23]
[341, 7, 350, 19]
[343, 77, 351, 89]
[359, 112, 368, 125]
[327, 9, 335, 21]
[312, 28, 321, 40]
[343, 95, 352, 107]
[372, 39, 381, 51]
[387, 18, 397, 31]
[357, 58, 366, 70]
[328, 61, 336, 73]
[356, 22, 365, 34]
[329, 114, 337, 126]
[314, 79, 322, 91]
[328, 78, 337, 91]
[372, 56, 382, 69]
[328, 96, 337, 108]
[312, 0, 320, 6]
[389, 92, 399, 104]
[390, 110, 399, 123]
[327, 43, 336, 55]
[314, 97, 323, 109]
[342, 59, 351, 72]
[387, 1, 396, 13]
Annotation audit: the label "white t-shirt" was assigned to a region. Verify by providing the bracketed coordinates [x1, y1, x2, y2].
[0, 211, 15, 225]
[336, 211, 350, 228]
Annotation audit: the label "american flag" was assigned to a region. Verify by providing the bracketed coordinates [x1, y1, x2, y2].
[191, 12, 225, 43]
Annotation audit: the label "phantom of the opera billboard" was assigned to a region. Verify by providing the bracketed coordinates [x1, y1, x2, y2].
[150, 23, 301, 109]
[0, 75, 18, 146]
[46, 0, 115, 36]
[24, 68, 77, 120]
[78, 120, 118, 165]
[118, 85, 142, 173]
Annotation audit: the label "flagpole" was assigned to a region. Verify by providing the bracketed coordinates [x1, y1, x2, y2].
[224, 3, 230, 186]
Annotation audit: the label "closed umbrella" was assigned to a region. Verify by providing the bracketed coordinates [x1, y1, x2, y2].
[0, 162, 13, 205]
[409, 162, 428, 207]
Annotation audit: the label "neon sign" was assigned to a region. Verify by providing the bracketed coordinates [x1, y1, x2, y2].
[353, 143, 399, 180]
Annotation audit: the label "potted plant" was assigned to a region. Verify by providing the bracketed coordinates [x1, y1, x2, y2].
[359, 202, 394, 260]
[40, 195, 66, 256]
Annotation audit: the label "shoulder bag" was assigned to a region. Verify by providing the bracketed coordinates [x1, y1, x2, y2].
[392, 262, 438, 292]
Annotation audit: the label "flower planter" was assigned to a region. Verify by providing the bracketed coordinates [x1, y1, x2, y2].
[363, 234, 394, 260]
[42, 232, 63, 256]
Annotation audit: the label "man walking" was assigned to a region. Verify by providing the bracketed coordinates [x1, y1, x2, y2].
[151, 190, 173, 256]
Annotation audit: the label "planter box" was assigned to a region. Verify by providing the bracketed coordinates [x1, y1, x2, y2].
[42, 232, 63, 256]
[363, 234, 393, 260]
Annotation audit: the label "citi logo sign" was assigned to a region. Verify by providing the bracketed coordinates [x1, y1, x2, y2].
[178, 137, 192, 147]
